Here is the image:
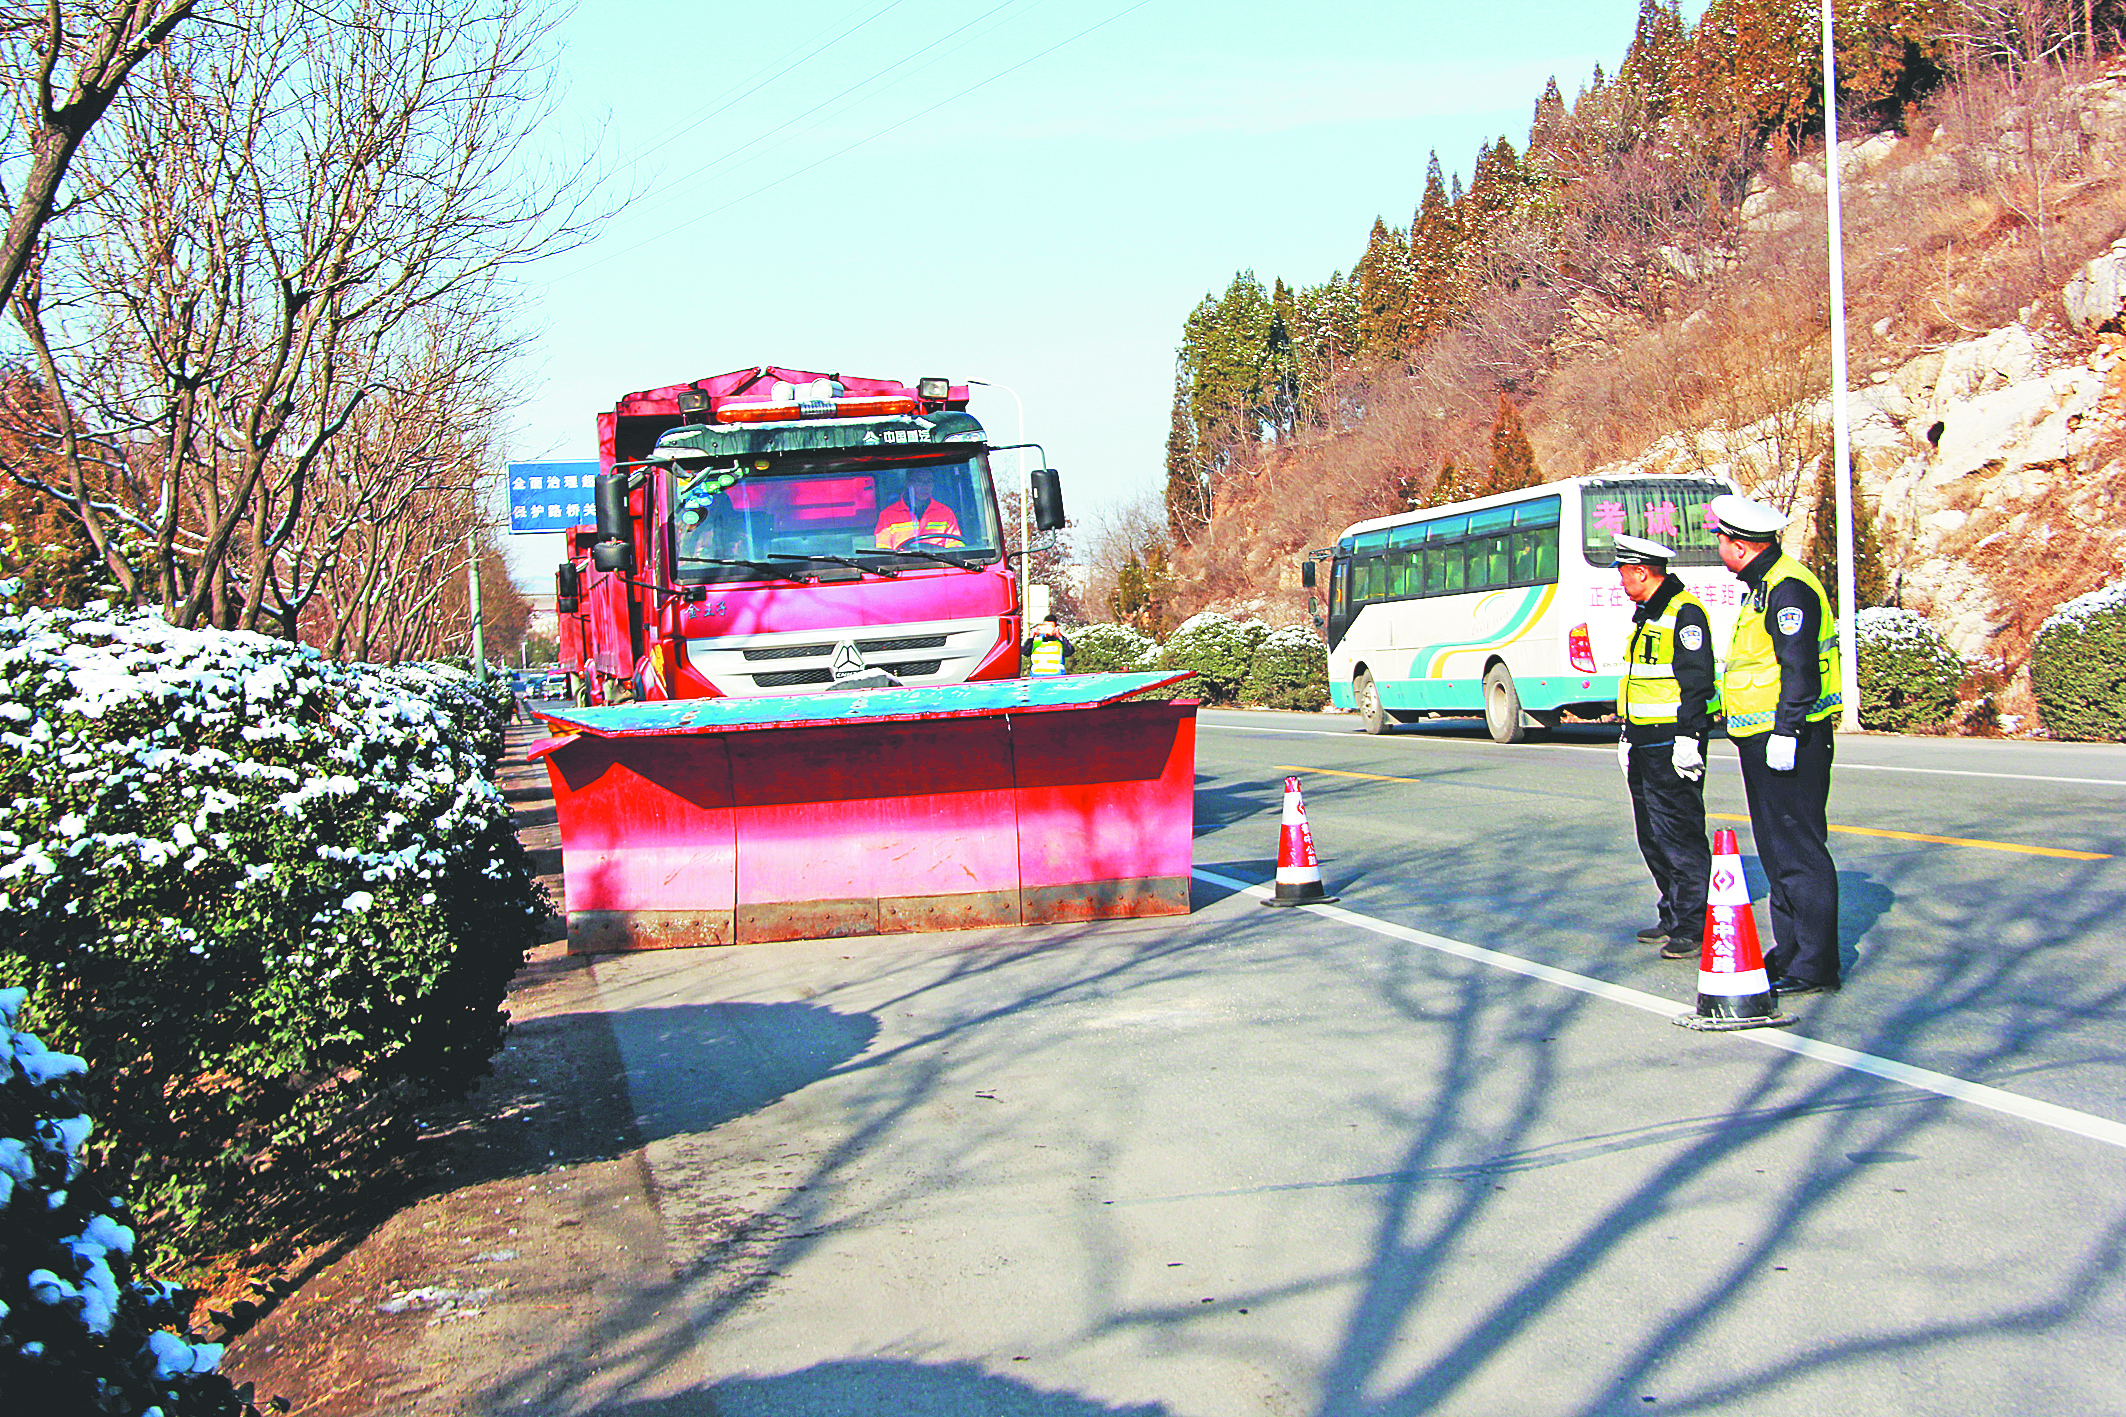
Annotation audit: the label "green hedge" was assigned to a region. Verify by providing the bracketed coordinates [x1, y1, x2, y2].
[1158, 613, 1268, 705]
[2, 988, 270, 1415]
[2031, 581, 2126, 740]
[1853, 607, 1964, 732]
[0, 602, 545, 1269]
[1240, 625, 1330, 711]
[1064, 623, 1157, 674]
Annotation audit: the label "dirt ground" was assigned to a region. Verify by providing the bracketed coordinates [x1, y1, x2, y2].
[220, 721, 672, 1416]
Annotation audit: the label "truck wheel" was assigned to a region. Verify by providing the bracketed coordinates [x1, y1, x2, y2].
[1357, 671, 1390, 735]
[1483, 663, 1525, 744]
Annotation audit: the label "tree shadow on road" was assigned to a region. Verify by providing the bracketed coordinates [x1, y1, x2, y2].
[584, 1358, 1174, 1416]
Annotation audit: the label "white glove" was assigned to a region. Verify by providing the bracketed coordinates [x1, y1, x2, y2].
[1765, 733, 1798, 773]
[1617, 737, 1631, 779]
[1673, 736, 1704, 782]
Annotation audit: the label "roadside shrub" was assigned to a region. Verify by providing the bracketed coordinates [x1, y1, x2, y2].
[2, 988, 271, 1416]
[1064, 623, 1157, 674]
[1240, 625, 1330, 710]
[370, 663, 515, 766]
[0, 601, 545, 1269]
[1853, 607, 1964, 732]
[2030, 580, 2126, 740]
[1158, 612, 1268, 704]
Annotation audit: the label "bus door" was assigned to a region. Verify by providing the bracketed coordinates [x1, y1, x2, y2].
[1325, 555, 1352, 651]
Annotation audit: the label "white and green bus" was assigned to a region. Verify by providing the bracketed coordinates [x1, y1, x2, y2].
[1313, 474, 1744, 741]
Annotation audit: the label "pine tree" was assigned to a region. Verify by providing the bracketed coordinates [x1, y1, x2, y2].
[1353, 217, 1412, 358]
[1619, 0, 1687, 129]
[1485, 394, 1541, 494]
[1407, 152, 1460, 347]
[1805, 476, 1887, 615]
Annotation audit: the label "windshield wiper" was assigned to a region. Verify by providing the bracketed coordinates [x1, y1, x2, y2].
[777, 553, 896, 578]
[859, 547, 981, 572]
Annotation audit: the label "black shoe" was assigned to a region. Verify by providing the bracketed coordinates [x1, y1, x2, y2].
[1660, 938, 1699, 960]
[1771, 974, 1840, 996]
[1635, 926, 1669, 945]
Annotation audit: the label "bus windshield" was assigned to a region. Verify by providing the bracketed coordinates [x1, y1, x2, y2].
[1580, 478, 1730, 567]
[671, 454, 1006, 582]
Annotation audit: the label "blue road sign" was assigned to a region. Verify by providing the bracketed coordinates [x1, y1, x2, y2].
[507, 460, 602, 533]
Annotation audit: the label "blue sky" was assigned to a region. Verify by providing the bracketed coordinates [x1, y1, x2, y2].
[503, 1, 1712, 582]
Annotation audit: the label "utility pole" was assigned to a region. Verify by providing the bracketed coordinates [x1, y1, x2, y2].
[467, 527, 487, 682]
[1822, 0, 1862, 731]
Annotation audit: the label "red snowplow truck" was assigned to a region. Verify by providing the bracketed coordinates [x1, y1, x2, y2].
[564, 365, 1062, 701]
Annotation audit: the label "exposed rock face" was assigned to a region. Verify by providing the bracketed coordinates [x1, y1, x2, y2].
[1586, 307, 2126, 730]
[2065, 237, 2126, 332]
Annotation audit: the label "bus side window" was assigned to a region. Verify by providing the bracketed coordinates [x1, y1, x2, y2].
[1468, 535, 1509, 589]
[1388, 549, 1417, 597]
[1511, 526, 1560, 583]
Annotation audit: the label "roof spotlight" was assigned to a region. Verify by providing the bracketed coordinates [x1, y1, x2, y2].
[917, 376, 950, 400]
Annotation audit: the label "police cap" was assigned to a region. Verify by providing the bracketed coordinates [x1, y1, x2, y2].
[1610, 533, 1674, 566]
[1707, 493, 1786, 540]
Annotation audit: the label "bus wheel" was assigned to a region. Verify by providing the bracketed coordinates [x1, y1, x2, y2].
[1357, 672, 1390, 735]
[1483, 664, 1525, 744]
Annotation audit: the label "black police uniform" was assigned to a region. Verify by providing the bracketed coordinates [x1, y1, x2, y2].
[1623, 576, 1717, 955]
[1731, 543, 1841, 989]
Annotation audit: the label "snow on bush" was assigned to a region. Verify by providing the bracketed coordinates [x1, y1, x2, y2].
[1239, 624, 1330, 711]
[2030, 579, 2126, 741]
[1853, 607, 1965, 732]
[1158, 612, 1269, 705]
[367, 662, 514, 767]
[1063, 623, 1158, 675]
[2, 988, 276, 1415]
[0, 599, 544, 1265]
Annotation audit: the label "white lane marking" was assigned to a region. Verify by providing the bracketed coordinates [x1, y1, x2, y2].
[1195, 868, 2126, 1153]
[1197, 723, 2126, 787]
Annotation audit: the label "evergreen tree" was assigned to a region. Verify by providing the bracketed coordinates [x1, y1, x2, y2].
[1619, 0, 1688, 128]
[1407, 152, 1461, 346]
[1353, 217, 1412, 358]
[1485, 394, 1541, 494]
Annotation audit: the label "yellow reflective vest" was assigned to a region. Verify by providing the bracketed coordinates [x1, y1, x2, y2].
[1617, 588, 1716, 726]
[1029, 638, 1066, 675]
[1723, 555, 1842, 738]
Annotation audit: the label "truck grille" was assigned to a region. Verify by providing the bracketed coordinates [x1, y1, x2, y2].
[744, 643, 833, 662]
[751, 658, 945, 689]
[858, 634, 947, 653]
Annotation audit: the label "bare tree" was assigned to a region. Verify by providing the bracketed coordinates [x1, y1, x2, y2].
[6, 0, 611, 636]
[0, 1, 196, 315]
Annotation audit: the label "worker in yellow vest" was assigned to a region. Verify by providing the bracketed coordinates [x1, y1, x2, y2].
[1023, 616, 1073, 676]
[1612, 533, 1718, 962]
[1710, 492, 1844, 997]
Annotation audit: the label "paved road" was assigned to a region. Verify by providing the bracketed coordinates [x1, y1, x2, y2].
[508, 712, 2126, 1417]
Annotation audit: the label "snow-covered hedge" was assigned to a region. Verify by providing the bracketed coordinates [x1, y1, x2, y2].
[1064, 623, 1157, 675]
[2, 988, 272, 1415]
[1158, 612, 1269, 704]
[0, 600, 543, 1265]
[369, 663, 515, 766]
[1853, 608, 1965, 732]
[2031, 580, 2126, 740]
[1239, 624, 1330, 711]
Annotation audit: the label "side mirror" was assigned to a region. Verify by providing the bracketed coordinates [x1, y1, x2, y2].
[594, 472, 632, 549]
[1030, 468, 1065, 531]
[556, 563, 580, 614]
[1300, 560, 1317, 588]
[591, 540, 631, 573]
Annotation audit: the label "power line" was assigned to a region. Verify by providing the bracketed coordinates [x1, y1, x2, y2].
[555, 0, 1158, 281]
[627, 0, 1047, 223]
[625, 0, 912, 167]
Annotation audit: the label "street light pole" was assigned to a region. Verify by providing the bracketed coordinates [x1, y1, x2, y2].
[1822, 0, 1862, 731]
[968, 378, 1031, 611]
[467, 526, 487, 681]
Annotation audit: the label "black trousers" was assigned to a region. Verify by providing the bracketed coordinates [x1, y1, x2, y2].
[1734, 718, 1841, 984]
[1628, 741, 1711, 949]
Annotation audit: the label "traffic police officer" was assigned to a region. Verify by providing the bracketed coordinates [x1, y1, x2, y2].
[1709, 492, 1844, 995]
[1613, 533, 1717, 961]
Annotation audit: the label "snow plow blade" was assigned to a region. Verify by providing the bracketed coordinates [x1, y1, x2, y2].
[528, 672, 1197, 953]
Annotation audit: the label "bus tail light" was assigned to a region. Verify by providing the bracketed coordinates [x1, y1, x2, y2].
[1568, 623, 1597, 673]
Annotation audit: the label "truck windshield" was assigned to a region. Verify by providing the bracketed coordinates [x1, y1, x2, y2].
[672, 454, 1006, 583]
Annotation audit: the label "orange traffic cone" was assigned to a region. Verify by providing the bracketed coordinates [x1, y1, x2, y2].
[1263, 775, 1338, 907]
[1674, 829, 1793, 1031]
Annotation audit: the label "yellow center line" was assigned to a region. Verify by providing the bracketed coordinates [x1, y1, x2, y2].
[1706, 813, 2111, 861]
[1273, 764, 1422, 785]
